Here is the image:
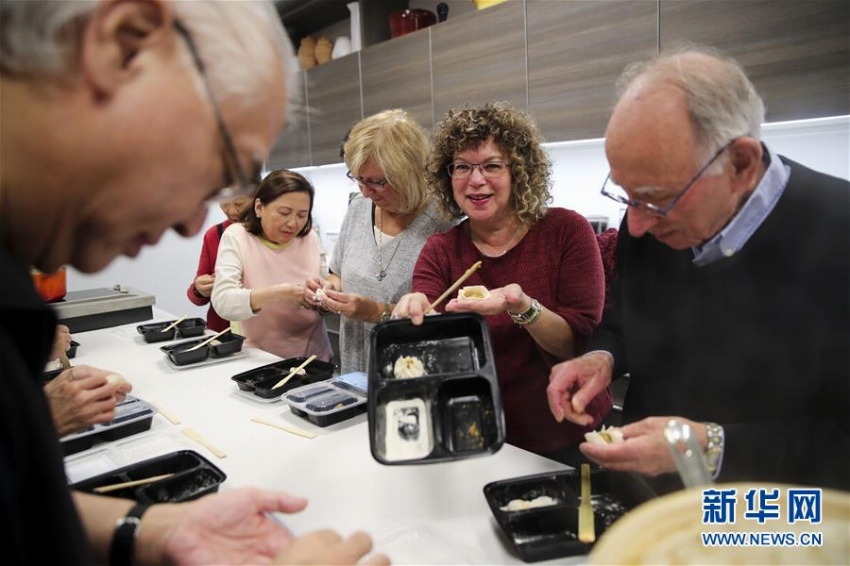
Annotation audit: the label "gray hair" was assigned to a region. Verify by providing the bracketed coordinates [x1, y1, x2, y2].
[0, 0, 299, 120]
[616, 43, 765, 167]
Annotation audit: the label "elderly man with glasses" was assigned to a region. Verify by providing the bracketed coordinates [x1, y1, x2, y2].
[0, 1, 386, 565]
[548, 45, 849, 493]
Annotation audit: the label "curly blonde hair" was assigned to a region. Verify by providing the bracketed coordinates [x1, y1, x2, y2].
[427, 102, 552, 224]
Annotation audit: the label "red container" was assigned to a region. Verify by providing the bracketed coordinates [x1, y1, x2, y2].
[31, 267, 67, 302]
[389, 9, 437, 39]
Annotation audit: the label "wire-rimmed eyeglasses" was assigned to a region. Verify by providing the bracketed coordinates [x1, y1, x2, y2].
[172, 20, 262, 204]
[447, 160, 510, 179]
[600, 139, 738, 217]
[346, 171, 390, 191]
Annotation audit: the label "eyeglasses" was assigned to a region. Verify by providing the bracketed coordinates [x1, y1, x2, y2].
[447, 160, 510, 179]
[600, 139, 737, 217]
[172, 20, 262, 204]
[346, 171, 390, 191]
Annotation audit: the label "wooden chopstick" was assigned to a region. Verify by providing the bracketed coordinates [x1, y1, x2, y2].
[185, 328, 231, 352]
[159, 315, 188, 333]
[251, 417, 317, 439]
[93, 473, 175, 494]
[426, 260, 483, 314]
[182, 428, 227, 459]
[148, 400, 181, 425]
[271, 354, 317, 390]
[578, 463, 596, 543]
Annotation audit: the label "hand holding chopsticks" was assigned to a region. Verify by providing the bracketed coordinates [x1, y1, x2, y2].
[426, 260, 483, 314]
[272, 355, 317, 390]
[185, 328, 231, 352]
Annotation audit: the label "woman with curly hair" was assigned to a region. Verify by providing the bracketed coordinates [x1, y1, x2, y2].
[394, 102, 610, 464]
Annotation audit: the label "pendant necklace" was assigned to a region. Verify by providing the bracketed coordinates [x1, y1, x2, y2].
[376, 207, 403, 281]
[473, 222, 523, 258]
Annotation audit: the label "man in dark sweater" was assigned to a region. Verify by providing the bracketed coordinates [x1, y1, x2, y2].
[547, 45, 849, 493]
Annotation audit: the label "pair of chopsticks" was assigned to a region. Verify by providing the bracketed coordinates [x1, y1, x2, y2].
[425, 260, 483, 314]
[251, 417, 316, 439]
[271, 354, 317, 389]
[578, 463, 596, 543]
[185, 328, 231, 352]
[93, 473, 175, 494]
[159, 315, 187, 333]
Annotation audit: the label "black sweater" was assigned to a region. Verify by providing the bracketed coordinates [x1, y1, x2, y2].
[592, 156, 850, 492]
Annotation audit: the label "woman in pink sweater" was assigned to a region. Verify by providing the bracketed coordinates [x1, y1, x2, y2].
[212, 170, 332, 361]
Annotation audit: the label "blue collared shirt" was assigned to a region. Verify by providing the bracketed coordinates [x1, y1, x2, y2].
[692, 144, 790, 266]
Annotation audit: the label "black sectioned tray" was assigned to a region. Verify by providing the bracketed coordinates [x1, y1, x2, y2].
[160, 333, 245, 366]
[60, 396, 155, 456]
[137, 318, 207, 343]
[71, 450, 226, 503]
[483, 469, 657, 562]
[368, 312, 505, 465]
[231, 357, 337, 399]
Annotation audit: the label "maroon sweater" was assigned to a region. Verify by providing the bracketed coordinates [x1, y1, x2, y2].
[413, 208, 611, 454]
[186, 220, 233, 332]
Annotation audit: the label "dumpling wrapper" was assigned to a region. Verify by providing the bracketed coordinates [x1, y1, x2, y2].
[105, 373, 129, 386]
[584, 425, 624, 445]
[458, 285, 490, 300]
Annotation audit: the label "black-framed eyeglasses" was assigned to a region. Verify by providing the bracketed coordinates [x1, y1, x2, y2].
[600, 139, 737, 217]
[346, 170, 390, 191]
[172, 20, 262, 204]
[447, 160, 510, 179]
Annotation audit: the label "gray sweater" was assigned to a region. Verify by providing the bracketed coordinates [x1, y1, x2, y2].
[330, 194, 454, 373]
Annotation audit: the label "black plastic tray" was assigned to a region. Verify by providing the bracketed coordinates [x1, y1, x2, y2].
[368, 313, 504, 464]
[137, 318, 207, 343]
[231, 357, 337, 399]
[483, 469, 657, 562]
[160, 333, 245, 366]
[67, 340, 80, 358]
[284, 372, 368, 427]
[71, 450, 226, 503]
[60, 396, 155, 456]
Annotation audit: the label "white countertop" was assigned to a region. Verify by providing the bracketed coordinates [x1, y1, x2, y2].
[65, 309, 583, 565]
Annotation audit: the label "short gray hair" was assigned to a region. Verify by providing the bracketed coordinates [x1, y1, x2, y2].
[0, 0, 299, 119]
[617, 43, 765, 163]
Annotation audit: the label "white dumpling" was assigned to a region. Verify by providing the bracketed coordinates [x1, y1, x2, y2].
[457, 285, 490, 300]
[393, 356, 425, 379]
[584, 425, 625, 445]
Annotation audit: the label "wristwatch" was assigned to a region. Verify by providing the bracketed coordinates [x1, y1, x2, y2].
[703, 422, 724, 476]
[509, 298, 542, 326]
[109, 502, 150, 566]
[380, 302, 392, 323]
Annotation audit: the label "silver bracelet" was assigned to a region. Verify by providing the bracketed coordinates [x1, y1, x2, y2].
[508, 298, 542, 326]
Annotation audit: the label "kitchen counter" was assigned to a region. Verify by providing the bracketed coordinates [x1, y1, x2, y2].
[64, 308, 580, 565]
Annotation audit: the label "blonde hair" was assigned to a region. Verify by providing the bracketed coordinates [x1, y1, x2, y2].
[343, 109, 430, 215]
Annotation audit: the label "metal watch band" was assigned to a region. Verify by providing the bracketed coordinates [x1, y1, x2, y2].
[703, 422, 724, 476]
[109, 502, 150, 566]
[509, 298, 542, 326]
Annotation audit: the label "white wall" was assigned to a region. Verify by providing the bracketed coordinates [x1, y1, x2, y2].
[68, 116, 850, 317]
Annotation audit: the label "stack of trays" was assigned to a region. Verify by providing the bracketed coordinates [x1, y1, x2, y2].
[368, 313, 505, 465]
[231, 357, 337, 400]
[483, 469, 657, 562]
[61, 396, 156, 456]
[283, 371, 368, 426]
[160, 333, 245, 367]
[137, 318, 206, 343]
[71, 450, 226, 502]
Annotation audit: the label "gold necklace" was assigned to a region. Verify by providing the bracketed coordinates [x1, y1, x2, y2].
[473, 223, 523, 258]
[376, 207, 403, 281]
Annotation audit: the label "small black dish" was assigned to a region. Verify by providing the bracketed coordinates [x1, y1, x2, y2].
[71, 450, 226, 503]
[231, 357, 337, 399]
[66, 340, 80, 358]
[284, 372, 369, 427]
[60, 396, 155, 456]
[483, 469, 657, 562]
[161, 333, 245, 366]
[137, 318, 207, 343]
